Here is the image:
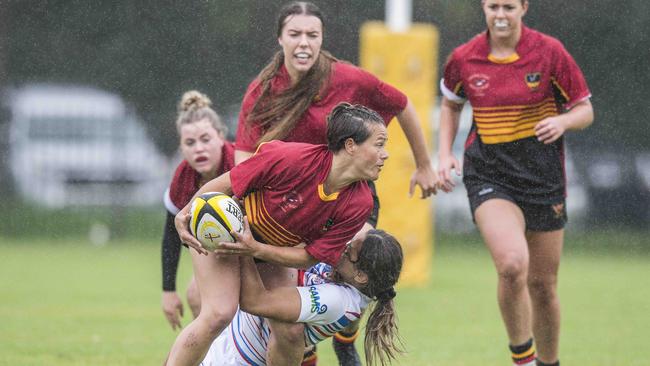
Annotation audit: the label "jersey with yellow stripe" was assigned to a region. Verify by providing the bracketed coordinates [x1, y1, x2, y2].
[230, 141, 373, 265]
[440, 25, 591, 203]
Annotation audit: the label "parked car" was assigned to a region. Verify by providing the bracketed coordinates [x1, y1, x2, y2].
[6, 84, 168, 208]
[433, 103, 589, 232]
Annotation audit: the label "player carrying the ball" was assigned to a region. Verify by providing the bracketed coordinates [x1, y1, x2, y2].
[165, 103, 392, 366]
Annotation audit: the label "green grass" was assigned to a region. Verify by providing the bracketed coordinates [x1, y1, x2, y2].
[0, 231, 648, 365]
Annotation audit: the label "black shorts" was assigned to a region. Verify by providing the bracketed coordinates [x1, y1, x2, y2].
[466, 183, 567, 232]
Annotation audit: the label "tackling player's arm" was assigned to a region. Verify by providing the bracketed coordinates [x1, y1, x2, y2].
[238, 256, 302, 322]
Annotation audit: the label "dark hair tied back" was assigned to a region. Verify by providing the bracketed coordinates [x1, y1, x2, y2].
[326, 102, 385, 151]
[376, 287, 396, 302]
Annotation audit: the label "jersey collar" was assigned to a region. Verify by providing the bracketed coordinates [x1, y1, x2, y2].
[483, 24, 531, 64]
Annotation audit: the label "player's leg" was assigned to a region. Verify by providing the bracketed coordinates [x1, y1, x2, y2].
[186, 275, 201, 319]
[166, 251, 240, 366]
[258, 263, 306, 366]
[474, 198, 535, 365]
[526, 229, 563, 365]
[332, 319, 362, 366]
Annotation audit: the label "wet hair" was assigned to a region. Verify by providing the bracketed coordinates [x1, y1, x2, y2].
[356, 229, 404, 366]
[246, 1, 337, 146]
[175, 90, 227, 136]
[326, 103, 385, 152]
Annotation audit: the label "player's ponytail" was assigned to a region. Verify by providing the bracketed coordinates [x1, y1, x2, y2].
[356, 230, 405, 366]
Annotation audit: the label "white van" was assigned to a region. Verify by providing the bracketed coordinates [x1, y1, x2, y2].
[7, 84, 168, 208]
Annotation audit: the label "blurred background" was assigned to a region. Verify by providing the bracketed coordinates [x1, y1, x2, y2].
[1, 0, 648, 238]
[1, 1, 649, 365]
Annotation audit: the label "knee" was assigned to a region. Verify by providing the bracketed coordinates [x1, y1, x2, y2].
[496, 253, 528, 285]
[198, 306, 237, 337]
[528, 276, 558, 304]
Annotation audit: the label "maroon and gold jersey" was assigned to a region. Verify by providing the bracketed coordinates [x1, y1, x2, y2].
[235, 62, 407, 152]
[229, 141, 372, 265]
[441, 26, 591, 203]
[163, 141, 236, 214]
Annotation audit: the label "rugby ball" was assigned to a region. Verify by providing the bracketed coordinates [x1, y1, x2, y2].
[189, 192, 244, 251]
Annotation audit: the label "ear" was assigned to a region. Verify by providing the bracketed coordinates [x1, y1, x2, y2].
[354, 270, 369, 286]
[344, 138, 356, 154]
[522, 0, 529, 15]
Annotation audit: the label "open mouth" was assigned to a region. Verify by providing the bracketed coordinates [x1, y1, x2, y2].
[494, 20, 509, 30]
[295, 52, 311, 62]
[195, 156, 208, 163]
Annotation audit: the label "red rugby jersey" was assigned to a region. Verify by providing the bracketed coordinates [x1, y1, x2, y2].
[229, 141, 373, 265]
[440, 26, 591, 203]
[163, 141, 236, 214]
[235, 62, 407, 152]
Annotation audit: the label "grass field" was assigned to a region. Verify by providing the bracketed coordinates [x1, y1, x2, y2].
[1, 230, 649, 366]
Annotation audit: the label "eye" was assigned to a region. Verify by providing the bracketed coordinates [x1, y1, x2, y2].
[184, 139, 195, 147]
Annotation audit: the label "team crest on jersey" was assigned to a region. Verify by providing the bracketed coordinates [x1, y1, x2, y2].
[468, 73, 490, 91]
[525, 72, 541, 89]
[279, 190, 303, 213]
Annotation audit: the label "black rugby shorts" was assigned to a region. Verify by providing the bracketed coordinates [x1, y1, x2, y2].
[466, 183, 567, 231]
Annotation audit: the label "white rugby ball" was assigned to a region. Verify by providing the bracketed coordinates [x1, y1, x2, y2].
[189, 192, 244, 251]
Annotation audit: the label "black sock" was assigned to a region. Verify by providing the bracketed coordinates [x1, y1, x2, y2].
[536, 360, 559, 366]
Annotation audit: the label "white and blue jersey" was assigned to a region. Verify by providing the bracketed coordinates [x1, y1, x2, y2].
[200, 263, 371, 366]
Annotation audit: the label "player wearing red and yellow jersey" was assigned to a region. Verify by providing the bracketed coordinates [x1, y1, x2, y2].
[166, 103, 389, 366]
[436, 1, 594, 366]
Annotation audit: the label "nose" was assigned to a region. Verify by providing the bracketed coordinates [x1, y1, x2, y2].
[299, 34, 309, 47]
[195, 140, 207, 152]
[381, 149, 389, 161]
[495, 6, 505, 17]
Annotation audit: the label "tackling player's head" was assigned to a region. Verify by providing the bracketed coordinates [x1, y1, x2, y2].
[347, 229, 404, 366]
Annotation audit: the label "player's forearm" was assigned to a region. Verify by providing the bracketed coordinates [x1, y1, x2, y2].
[161, 212, 182, 291]
[253, 244, 318, 269]
[396, 100, 433, 169]
[561, 99, 594, 131]
[438, 98, 463, 157]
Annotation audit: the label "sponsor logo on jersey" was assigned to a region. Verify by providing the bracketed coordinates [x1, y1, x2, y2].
[321, 218, 334, 232]
[551, 203, 565, 219]
[526, 72, 541, 89]
[308, 286, 328, 314]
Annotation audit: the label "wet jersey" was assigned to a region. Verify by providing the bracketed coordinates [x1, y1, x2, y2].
[229, 141, 372, 265]
[235, 62, 407, 152]
[163, 141, 236, 214]
[441, 26, 591, 203]
[200, 263, 370, 366]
